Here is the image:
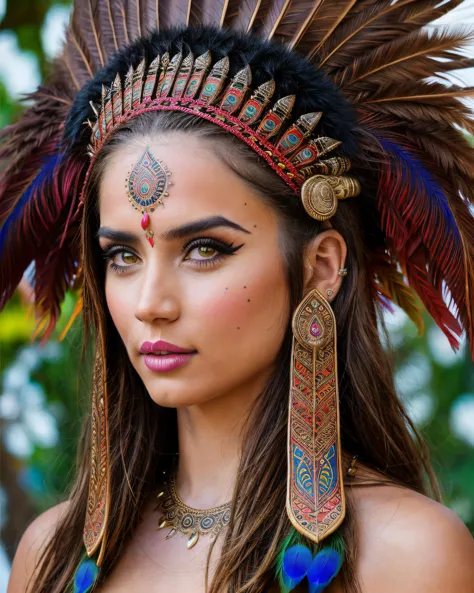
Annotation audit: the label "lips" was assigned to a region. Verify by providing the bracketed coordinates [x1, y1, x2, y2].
[140, 339, 197, 372]
[139, 339, 196, 355]
[142, 352, 196, 372]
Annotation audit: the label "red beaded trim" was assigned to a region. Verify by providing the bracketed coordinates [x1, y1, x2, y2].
[80, 97, 302, 206]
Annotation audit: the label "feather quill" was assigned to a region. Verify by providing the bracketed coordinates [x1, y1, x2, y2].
[403, 0, 466, 26]
[69, 0, 105, 74]
[253, 0, 292, 39]
[365, 80, 474, 104]
[338, 28, 474, 88]
[223, 0, 262, 32]
[104, 0, 119, 51]
[290, 0, 357, 56]
[315, 0, 417, 68]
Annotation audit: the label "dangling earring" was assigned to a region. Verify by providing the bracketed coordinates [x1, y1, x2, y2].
[83, 328, 111, 567]
[286, 288, 345, 543]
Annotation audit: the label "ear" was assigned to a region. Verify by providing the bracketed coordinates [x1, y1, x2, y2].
[302, 230, 347, 303]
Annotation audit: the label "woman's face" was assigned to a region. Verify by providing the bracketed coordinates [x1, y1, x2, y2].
[98, 133, 290, 408]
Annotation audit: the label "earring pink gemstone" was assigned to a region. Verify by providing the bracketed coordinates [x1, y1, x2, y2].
[310, 322, 321, 337]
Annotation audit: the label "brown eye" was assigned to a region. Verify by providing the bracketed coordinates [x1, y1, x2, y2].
[196, 246, 217, 258]
[121, 252, 138, 264]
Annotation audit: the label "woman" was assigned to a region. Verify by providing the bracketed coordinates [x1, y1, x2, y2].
[2, 1, 474, 592]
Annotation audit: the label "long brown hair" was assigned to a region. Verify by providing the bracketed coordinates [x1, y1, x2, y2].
[30, 111, 440, 593]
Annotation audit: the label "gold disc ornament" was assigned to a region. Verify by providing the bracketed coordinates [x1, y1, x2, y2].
[301, 174, 361, 221]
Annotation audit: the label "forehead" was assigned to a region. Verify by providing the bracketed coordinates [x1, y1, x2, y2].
[98, 134, 275, 230]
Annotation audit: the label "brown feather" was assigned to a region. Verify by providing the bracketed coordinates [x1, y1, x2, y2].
[223, 0, 262, 32]
[364, 103, 474, 137]
[66, 29, 94, 82]
[268, 0, 324, 45]
[253, 0, 292, 39]
[69, 0, 105, 72]
[188, 0, 230, 27]
[61, 52, 81, 90]
[125, 0, 140, 39]
[119, 3, 130, 44]
[366, 82, 474, 104]
[140, 0, 160, 33]
[88, 0, 105, 66]
[315, 0, 417, 69]
[105, 0, 119, 51]
[337, 28, 474, 89]
[289, 0, 357, 56]
[403, 0, 465, 26]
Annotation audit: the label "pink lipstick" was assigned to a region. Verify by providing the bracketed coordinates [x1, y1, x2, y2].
[139, 340, 196, 372]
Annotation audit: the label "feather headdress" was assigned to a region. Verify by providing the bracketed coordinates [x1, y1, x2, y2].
[2, 0, 473, 354]
[1, 0, 474, 584]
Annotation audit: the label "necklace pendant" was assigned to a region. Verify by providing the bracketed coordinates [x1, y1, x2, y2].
[154, 474, 232, 550]
[187, 530, 199, 550]
[157, 518, 169, 530]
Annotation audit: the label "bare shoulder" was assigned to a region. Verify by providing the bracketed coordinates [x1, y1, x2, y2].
[7, 501, 70, 593]
[351, 483, 474, 593]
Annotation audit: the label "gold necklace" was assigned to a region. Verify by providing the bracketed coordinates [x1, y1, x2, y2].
[155, 474, 232, 550]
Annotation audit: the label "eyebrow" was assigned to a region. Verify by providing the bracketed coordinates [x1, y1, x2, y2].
[96, 215, 251, 244]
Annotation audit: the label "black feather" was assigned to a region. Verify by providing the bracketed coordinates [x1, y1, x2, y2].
[63, 25, 358, 155]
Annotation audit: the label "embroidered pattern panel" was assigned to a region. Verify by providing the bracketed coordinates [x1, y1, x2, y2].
[287, 294, 344, 543]
[83, 336, 110, 562]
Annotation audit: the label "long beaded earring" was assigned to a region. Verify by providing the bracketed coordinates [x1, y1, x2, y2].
[286, 288, 345, 543]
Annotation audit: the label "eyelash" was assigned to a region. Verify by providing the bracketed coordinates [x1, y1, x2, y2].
[101, 237, 242, 274]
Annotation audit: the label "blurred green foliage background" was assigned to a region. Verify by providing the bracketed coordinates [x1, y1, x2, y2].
[0, 0, 473, 586]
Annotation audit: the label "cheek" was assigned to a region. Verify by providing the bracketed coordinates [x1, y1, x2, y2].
[190, 259, 289, 364]
[104, 279, 133, 343]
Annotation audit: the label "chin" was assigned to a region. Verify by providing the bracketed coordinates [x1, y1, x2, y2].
[145, 387, 214, 409]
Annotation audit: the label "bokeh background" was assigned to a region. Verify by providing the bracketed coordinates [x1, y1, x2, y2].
[1, 0, 474, 589]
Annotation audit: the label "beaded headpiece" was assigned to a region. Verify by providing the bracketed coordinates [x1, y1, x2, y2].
[85, 52, 360, 246]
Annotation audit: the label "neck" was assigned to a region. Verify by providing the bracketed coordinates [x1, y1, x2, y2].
[175, 375, 268, 509]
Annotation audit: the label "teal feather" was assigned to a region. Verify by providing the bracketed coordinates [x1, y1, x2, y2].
[73, 555, 99, 593]
[276, 528, 315, 593]
[275, 529, 345, 593]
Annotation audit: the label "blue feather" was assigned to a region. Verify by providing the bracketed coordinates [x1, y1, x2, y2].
[0, 153, 63, 256]
[73, 557, 99, 593]
[281, 545, 312, 592]
[376, 136, 460, 247]
[307, 548, 343, 593]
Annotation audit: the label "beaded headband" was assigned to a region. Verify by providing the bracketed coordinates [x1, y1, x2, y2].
[85, 50, 361, 244]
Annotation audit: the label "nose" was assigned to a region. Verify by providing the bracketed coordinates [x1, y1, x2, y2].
[134, 259, 180, 324]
